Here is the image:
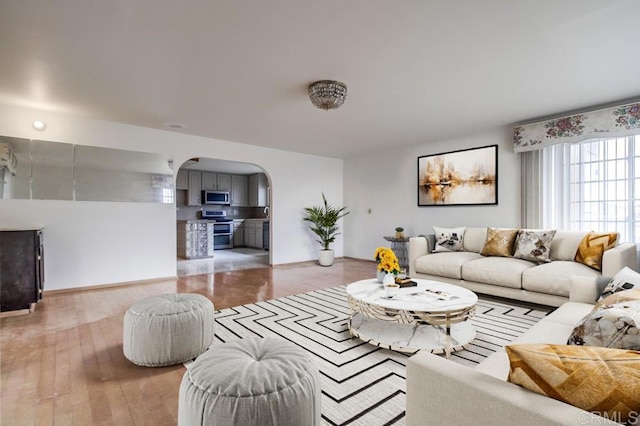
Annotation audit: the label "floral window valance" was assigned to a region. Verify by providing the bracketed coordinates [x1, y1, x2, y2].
[513, 102, 640, 153]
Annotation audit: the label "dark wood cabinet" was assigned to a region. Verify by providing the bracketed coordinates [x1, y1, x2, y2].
[0, 229, 44, 313]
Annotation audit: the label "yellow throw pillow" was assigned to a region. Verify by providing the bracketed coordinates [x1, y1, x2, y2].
[575, 232, 618, 271]
[480, 227, 519, 257]
[506, 344, 640, 423]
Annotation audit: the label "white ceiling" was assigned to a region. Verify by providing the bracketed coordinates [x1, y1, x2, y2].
[1, 1, 639, 159]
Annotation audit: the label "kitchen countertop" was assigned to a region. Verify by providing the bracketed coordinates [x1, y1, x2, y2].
[178, 219, 268, 224]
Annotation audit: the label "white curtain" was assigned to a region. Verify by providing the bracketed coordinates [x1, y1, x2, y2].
[521, 144, 571, 229]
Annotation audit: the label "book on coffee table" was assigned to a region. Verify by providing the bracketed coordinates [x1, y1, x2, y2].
[395, 277, 417, 287]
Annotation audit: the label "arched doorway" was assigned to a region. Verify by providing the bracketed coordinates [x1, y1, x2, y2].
[175, 157, 271, 276]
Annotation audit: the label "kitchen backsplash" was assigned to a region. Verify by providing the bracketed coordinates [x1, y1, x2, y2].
[176, 205, 268, 221]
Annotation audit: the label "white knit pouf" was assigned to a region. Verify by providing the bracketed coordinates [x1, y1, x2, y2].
[178, 337, 322, 426]
[123, 293, 214, 367]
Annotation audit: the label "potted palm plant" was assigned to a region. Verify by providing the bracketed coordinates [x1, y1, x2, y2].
[303, 193, 350, 266]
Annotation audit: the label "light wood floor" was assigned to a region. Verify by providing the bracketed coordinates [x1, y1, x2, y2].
[1, 258, 374, 425]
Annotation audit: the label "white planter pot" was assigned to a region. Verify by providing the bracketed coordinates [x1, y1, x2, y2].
[318, 249, 335, 266]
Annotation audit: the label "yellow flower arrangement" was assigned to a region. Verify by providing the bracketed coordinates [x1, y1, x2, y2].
[374, 247, 400, 275]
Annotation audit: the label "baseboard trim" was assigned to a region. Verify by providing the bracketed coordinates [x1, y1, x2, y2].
[43, 276, 178, 295]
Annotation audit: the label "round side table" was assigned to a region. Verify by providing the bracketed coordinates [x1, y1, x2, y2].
[383, 235, 410, 271]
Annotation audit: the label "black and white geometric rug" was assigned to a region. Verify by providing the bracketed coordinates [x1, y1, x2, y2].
[210, 286, 552, 426]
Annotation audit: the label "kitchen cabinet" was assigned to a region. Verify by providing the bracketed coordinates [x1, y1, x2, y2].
[248, 173, 269, 207]
[243, 220, 264, 249]
[177, 221, 214, 259]
[233, 220, 244, 247]
[216, 173, 231, 191]
[176, 170, 188, 190]
[187, 170, 202, 206]
[202, 172, 231, 191]
[201, 172, 217, 190]
[0, 229, 44, 313]
[231, 175, 248, 206]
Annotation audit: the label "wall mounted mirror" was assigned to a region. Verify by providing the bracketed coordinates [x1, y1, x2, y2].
[0, 136, 174, 203]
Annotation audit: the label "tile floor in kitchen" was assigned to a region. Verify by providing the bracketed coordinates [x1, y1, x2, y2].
[177, 247, 269, 276]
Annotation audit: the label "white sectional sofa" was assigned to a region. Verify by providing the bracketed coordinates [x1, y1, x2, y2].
[405, 229, 639, 425]
[406, 279, 623, 425]
[408, 228, 637, 307]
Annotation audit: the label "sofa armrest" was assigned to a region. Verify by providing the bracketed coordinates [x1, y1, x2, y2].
[408, 235, 433, 277]
[406, 352, 621, 426]
[602, 243, 637, 277]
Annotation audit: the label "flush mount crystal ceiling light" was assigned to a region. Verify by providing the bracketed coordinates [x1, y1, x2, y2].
[308, 80, 347, 110]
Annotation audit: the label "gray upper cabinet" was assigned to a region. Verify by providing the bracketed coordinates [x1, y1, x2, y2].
[201, 172, 217, 190]
[248, 173, 268, 207]
[187, 170, 202, 206]
[216, 173, 231, 191]
[176, 170, 188, 190]
[231, 175, 248, 206]
[202, 172, 231, 191]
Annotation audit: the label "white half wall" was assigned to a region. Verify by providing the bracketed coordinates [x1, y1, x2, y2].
[0, 103, 343, 290]
[343, 127, 520, 261]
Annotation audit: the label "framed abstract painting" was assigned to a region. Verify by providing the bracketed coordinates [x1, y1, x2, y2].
[417, 145, 498, 206]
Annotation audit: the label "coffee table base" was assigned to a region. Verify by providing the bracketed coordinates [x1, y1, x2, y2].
[349, 313, 476, 355]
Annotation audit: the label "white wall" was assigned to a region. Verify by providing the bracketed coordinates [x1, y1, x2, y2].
[0, 104, 344, 290]
[343, 127, 520, 260]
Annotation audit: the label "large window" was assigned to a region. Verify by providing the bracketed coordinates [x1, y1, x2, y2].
[542, 135, 639, 242]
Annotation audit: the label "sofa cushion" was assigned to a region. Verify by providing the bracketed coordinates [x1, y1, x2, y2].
[414, 252, 482, 279]
[462, 227, 487, 253]
[549, 230, 589, 261]
[433, 226, 466, 252]
[476, 302, 596, 381]
[513, 229, 556, 263]
[462, 257, 535, 289]
[506, 344, 640, 424]
[567, 299, 640, 350]
[475, 352, 510, 380]
[574, 232, 618, 271]
[480, 227, 519, 257]
[521, 261, 599, 297]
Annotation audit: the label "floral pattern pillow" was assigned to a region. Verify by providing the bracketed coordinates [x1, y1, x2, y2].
[513, 229, 556, 263]
[567, 298, 640, 350]
[433, 226, 466, 252]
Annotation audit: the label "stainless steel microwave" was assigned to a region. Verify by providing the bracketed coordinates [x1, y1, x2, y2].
[202, 190, 230, 205]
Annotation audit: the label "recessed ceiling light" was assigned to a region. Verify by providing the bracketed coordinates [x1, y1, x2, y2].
[32, 120, 47, 131]
[164, 122, 186, 130]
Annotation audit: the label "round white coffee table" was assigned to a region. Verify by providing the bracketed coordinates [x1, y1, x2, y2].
[346, 278, 477, 357]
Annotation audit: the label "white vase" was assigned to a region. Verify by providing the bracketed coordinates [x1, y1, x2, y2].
[382, 272, 395, 286]
[318, 249, 335, 266]
[376, 270, 385, 282]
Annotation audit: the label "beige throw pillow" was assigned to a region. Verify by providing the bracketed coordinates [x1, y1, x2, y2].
[480, 227, 519, 257]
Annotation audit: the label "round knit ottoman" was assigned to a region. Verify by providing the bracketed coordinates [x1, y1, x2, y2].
[123, 293, 214, 367]
[178, 337, 322, 426]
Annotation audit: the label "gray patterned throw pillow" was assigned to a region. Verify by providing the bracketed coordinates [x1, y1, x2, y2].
[513, 229, 556, 263]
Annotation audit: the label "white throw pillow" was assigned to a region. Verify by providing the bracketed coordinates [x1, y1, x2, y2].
[433, 226, 466, 252]
[598, 266, 640, 302]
